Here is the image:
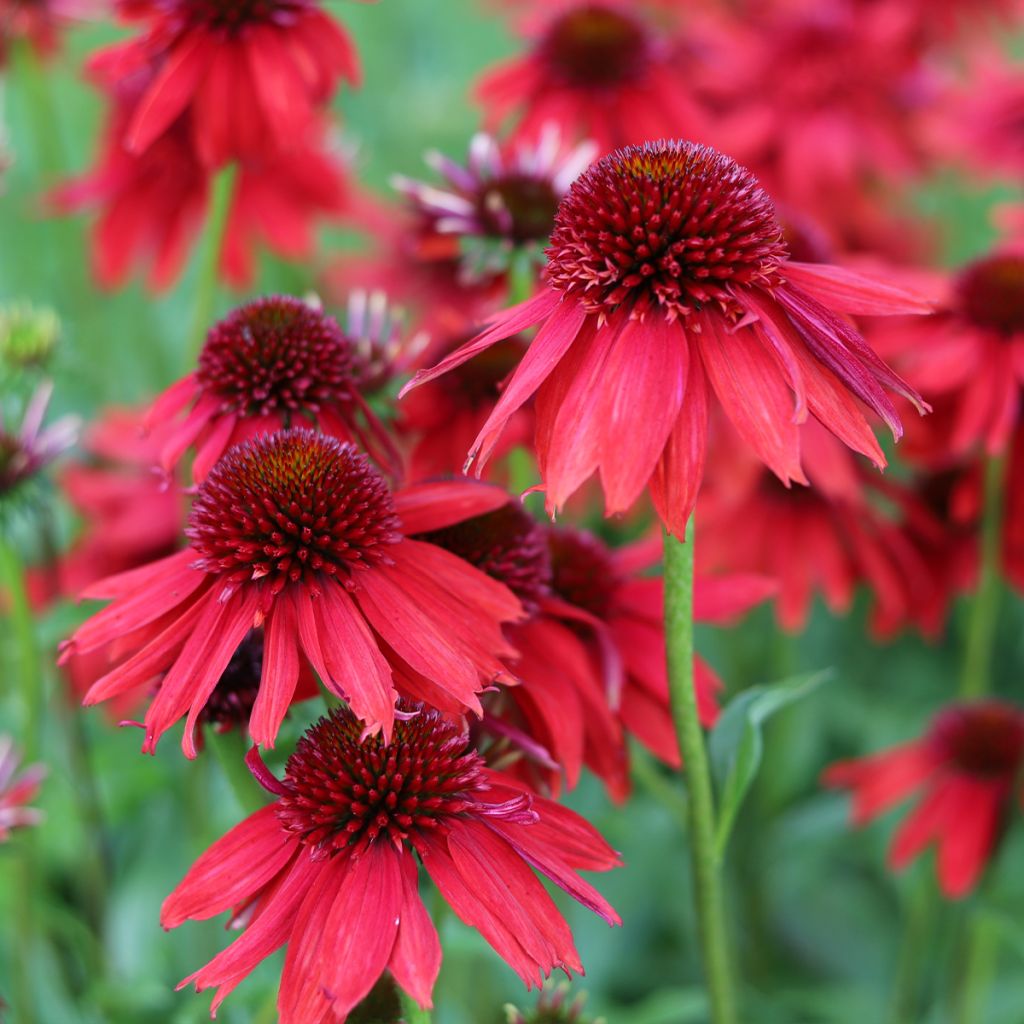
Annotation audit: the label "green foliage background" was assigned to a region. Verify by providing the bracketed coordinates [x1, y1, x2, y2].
[1, 3, 1023, 1022]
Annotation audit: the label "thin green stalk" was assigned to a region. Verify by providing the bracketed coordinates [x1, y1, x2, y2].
[953, 914, 998, 1024]
[398, 989, 432, 1024]
[663, 521, 738, 1024]
[959, 453, 1005, 699]
[887, 872, 935, 1024]
[208, 729, 267, 816]
[188, 165, 237, 363]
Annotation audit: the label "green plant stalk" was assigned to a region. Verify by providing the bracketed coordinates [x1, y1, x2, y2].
[663, 521, 738, 1024]
[398, 990, 432, 1024]
[959, 453, 1005, 699]
[208, 728, 268, 816]
[954, 913, 998, 1024]
[887, 871, 935, 1024]
[188, 165, 237, 364]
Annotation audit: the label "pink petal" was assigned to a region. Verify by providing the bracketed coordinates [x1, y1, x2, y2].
[783, 262, 936, 316]
[393, 481, 509, 534]
[249, 597, 302, 748]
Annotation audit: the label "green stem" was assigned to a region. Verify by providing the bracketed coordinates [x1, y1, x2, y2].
[208, 729, 267, 816]
[398, 989, 432, 1024]
[887, 872, 935, 1024]
[953, 914, 998, 1024]
[663, 521, 738, 1024]
[11, 39, 63, 178]
[188, 165, 237, 364]
[959, 454, 1005, 699]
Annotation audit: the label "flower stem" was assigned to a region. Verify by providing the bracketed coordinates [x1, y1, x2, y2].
[663, 521, 738, 1024]
[188, 164, 236, 363]
[208, 729, 268, 816]
[887, 871, 935, 1024]
[959, 453, 1005, 699]
[953, 913, 998, 1024]
[398, 990, 432, 1024]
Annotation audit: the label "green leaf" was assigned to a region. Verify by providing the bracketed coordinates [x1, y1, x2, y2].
[708, 669, 832, 861]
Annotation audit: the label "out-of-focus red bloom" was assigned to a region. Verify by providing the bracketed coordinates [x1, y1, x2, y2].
[414, 497, 630, 799]
[0, 0, 97, 65]
[700, 422, 936, 637]
[824, 701, 1024, 898]
[0, 736, 44, 841]
[147, 296, 400, 483]
[162, 706, 621, 1020]
[871, 247, 1024, 457]
[475, 0, 709, 154]
[60, 430, 523, 756]
[403, 141, 930, 536]
[709, 1, 939, 248]
[401, 331, 530, 481]
[545, 526, 774, 769]
[1005, 424, 1024, 593]
[393, 127, 596, 287]
[94, 0, 359, 167]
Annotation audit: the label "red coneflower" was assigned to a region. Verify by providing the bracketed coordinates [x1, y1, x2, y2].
[393, 127, 596, 286]
[94, 0, 360, 167]
[414, 497, 629, 799]
[824, 701, 1024, 898]
[871, 247, 1024, 456]
[146, 295, 399, 482]
[0, 736, 44, 842]
[0, 0, 97, 66]
[60, 429, 523, 756]
[403, 141, 930, 535]
[476, 1, 709, 154]
[546, 526, 774, 769]
[162, 706, 621, 1021]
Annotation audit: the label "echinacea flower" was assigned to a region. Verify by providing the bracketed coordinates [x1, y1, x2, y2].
[94, 0, 360, 167]
[506, 981, 599, 1024]
[824, 701, 1024, 898]
[0, 735, 44, 841]
[870, 247, 1024, 456]
[1, 380, 79, 508]
[162, 706, 621, 1021]
[414, 496, 629, 799]
[403, 140, 930, 535]
[146, 295, 400, 483]
[393, 127, 596, 285]
[476, 1, 709, 154]
[60, 429, 523, 755]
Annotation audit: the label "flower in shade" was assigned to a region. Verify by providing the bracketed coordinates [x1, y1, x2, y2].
[546, 525, 774, 770]
[506, 981, 599, 1024]
[870, 247, 1024, 456]
[1006, 424, 1024, 594]
[475, 1, 709, 154]
[60, 429, 523, 756]
[414, 495, 629, 799]
[1, 380, 79, 510]
[0, 736, 45, 841]
[824, 701, 1024, 898]
[146, 295, 400, 483]
[162, 706, 621, 1020]
[393, 127, 596, 285]
[403, 141, 930, 535]
[699, 422, 936, 638]
[93, 0, 360, 167]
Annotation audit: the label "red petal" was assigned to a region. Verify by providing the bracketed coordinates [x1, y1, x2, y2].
[783, 262, 936, 315]
[389, 853, 441, 1009]
[249, 597, 302, 748]
[393, 480, 509, 534]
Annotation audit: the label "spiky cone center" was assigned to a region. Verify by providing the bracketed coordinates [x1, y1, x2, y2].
[178, 0, 308, 32]
[547, 527, 618, 619]
[539, 4, 650, 87]
[276, 706, 491, 858]
[955, 254, 1024, 336]
[199, 630, 264, 731]
[478, 172, 563, 245]
[197, 296, 359, 420]
[186, 429, 401, 597]
[545, 141, 788, 321]
[929, 703, 1024, 779]
[417, 504, 552, 615]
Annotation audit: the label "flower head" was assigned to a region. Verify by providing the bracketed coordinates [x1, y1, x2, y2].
[162, 705, 620, 1021]
[0, 301, 60, 371]
[404, 140, 930, 535]
[148, 295, 400, 481]
[0, 736, 45, 841]
[506, 981, 599, 1024]
[475, 1, 708, 154]
[393, 128, 596, 285]
[824, 701, 1024, 898]
[61, 430, 523, 756]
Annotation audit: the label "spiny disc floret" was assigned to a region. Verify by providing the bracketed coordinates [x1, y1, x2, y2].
[187, 429, 401, 596]
[197, 296, 359, 419]
[930, 703, 1024, 778]
[417, 504, 552, 614]
[955, 254, 1024, 336]
[546, 141, 787, 321]
[276, 706, 490, 857]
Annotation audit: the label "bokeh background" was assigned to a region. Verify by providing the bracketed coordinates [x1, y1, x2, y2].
[1, 2, 1023, 1022]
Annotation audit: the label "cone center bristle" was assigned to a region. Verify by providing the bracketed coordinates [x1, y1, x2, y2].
[545, 141, 787, 320]
[477, 174, 562, 244]
[181, 0, 300, 30]
[186, 429, 401, 595]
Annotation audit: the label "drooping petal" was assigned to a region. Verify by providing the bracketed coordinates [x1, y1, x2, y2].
[393, 481, 510, 534]
[249, 597, 302, 748]
[388, 853, 441, 1009]
[783, 262, 936, 316]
